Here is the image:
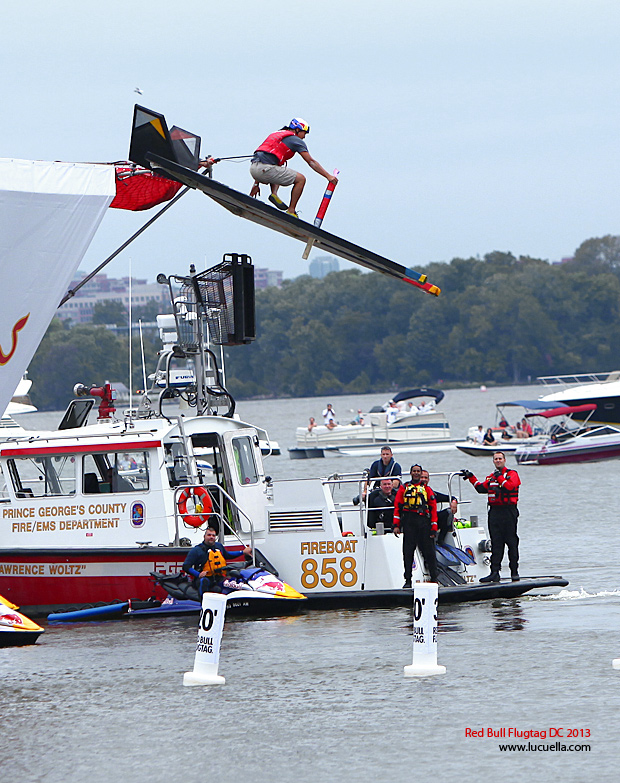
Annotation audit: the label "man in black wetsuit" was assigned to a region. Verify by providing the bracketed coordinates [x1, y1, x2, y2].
[367, 478, 397, 530]
[354, 445, 402, 505]
[368, 446, 402, 488]
[420, 469, 455, 544]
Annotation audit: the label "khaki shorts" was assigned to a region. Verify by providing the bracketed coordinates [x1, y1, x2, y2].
[250, 161, 298, 187]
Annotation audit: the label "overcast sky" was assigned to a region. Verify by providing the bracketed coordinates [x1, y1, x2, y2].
[2, 0, 619, 284]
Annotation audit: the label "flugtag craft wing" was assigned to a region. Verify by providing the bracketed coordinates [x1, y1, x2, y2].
[145, 153, 440, 296]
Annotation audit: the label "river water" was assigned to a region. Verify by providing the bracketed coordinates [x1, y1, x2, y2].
[1, 385, 619, 782]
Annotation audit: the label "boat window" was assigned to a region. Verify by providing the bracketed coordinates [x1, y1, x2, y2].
[82, 451, 149, 494]
[582, 427, 617, 437]
[0, 464, 9, 500]
[231, 436, 258, 485]
[7, 454, 76, 498]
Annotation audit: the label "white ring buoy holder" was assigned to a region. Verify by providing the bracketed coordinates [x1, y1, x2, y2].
[178, 486, 213, 527]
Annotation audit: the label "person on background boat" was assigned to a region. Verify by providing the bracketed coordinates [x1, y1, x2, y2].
[386, 400, 400, 424]
[498, 414, 509, 428]
[326, 418, 337, 430]
[307, 417, 317, 432]
[367, 478, 397, 530]
[483, 427, 497, 446]
[322, 403, 336, 424]
[393, 464, 439, 588]
[514, 421, 528, 439]
[354, 408, 365, 425]
[249, 118, 338, 218]
[521, 417, 533, 437]
[473, 425, 485, 444]
[183, 525, 252, 594]
[460, 451, 521, 583]
[420, 469, 455, 545]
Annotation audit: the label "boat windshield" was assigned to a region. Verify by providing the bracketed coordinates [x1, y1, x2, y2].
[8, 454, 76, 498]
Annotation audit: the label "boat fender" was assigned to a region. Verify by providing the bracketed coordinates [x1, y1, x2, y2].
[177, 486, 213, 527]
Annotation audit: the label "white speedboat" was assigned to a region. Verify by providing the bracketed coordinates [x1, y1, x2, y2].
[0, 264, 567, 614]
[1, 376, 38, 436]
[538, 371, 620, 425]
[515, 403, 620, 465]
[290, 389, 456, 459]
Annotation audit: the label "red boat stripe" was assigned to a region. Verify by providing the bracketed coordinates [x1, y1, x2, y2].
[2, 441, 162, 457]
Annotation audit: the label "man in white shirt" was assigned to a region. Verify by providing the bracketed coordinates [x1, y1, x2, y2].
[322, 403, 336, 424]
[386, 400, 400, 425]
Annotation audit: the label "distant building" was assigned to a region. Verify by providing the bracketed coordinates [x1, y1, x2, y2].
[309, 255, 339, 279]
[254, 267, 283, 290]
[58, 272, 169, 324]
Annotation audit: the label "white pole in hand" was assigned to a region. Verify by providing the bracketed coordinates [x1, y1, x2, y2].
[183, 592, 227, 686]
[404, 582, 446, 678]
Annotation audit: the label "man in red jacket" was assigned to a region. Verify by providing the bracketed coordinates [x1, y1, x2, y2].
[393, 464, 439, 588]
[249, 118, 338, 217]
[461, 451, 521, 583]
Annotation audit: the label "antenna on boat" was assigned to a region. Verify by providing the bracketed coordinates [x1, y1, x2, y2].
[128, 259, 133, 413]
[138, 318, 148, 393]
[143, 255, 255, 418]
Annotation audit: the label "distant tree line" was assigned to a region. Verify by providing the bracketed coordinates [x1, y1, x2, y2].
[28, 236, 620, 410]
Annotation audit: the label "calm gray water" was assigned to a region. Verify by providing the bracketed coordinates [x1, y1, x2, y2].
[1, 386, 619, 782]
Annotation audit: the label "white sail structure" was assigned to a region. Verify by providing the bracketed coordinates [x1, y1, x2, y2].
[0, 159, 115, 416]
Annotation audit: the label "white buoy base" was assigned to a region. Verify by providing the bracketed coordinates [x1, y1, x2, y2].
[183, 670, 225, 686]
[404, 663, 446, 678]
[612, 659, 620, 670]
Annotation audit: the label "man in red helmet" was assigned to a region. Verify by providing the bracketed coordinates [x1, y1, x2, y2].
[250, 118, 338, 217]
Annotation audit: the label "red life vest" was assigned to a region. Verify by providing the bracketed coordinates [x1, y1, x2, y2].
[484, 469, 520, 506]
[255, 130, 297, 165]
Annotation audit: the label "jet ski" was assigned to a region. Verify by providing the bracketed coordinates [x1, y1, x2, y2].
[0, 594, 44, 646]
[151, 566, 307, 617]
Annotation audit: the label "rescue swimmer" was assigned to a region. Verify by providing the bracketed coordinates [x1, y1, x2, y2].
[393, 464, 439, 588]
[461, 451, 521, 582]
[249, 118, 338, 217]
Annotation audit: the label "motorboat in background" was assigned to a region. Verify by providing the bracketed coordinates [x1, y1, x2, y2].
[0, 375, 37, 436]
[538, 371, 620, 425]
[455, 399, 550, 457]
[515, 403, 620, 465]
[290, 388, 455, 458]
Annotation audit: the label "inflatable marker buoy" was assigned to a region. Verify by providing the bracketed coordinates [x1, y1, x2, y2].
[178, 486, 213, 527]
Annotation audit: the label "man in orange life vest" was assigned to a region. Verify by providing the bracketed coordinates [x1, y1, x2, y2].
[461, 451, 521, 582]
[393, 464, 439, 588]
[249, 118, 338, 217]
[183, 525, 252, 594]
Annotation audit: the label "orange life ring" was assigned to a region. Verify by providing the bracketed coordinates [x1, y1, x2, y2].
[177, 486, 213, 527]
